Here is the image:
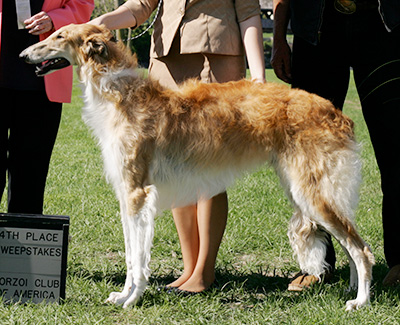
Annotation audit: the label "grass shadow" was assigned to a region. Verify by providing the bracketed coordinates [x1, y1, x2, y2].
[67, 259, 399, 309]
[149, 268, 290, 295]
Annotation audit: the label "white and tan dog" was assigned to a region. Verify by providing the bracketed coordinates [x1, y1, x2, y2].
[20, 24, 374, 310]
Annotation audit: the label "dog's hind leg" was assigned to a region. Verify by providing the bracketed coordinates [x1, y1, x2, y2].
[288, 188, 374, 310]
[338, 243, 358, 290]
[106, 185, 157, 308]
[283, 146, 374, 310]
[316, 204, 374, 310]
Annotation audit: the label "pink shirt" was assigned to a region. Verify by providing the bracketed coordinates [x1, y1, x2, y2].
[0, 0, 94, 103]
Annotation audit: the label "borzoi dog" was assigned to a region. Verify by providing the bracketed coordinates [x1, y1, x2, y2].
[20, 23, 375, 310]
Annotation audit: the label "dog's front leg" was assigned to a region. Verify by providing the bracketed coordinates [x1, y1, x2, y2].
[106, 185, 158, 308]
[106, 199, 135, 305]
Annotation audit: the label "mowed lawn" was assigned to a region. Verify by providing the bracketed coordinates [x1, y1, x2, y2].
[1, 70, 399, 324]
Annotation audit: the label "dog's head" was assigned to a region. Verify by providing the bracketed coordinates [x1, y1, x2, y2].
[20, 23, 119, 76]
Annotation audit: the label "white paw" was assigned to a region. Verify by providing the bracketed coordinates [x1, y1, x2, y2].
[105, 291, 129, 305]
[345, 298, 369, 311]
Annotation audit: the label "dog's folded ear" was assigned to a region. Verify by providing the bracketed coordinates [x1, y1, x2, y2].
[84, 35, 110, 62]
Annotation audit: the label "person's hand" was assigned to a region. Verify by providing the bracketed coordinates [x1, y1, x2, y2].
[24, 11, 54, 35]
[271, 39, 292, 84]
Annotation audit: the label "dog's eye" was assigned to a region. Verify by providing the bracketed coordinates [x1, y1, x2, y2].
[56, 34, 64, 39]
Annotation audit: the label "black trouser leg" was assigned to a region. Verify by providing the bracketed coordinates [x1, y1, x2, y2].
[354, 60, 400, 268]
[2, 89, 62, 214]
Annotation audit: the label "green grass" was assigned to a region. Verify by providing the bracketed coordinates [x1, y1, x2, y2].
[1, 70, 399, 324]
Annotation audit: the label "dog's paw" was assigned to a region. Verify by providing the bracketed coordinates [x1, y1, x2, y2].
[345, 298, 369, 311]
[105, 291, 129, 305]
[106, 290, 141, 308]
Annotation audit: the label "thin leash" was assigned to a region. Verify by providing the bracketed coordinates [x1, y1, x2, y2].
[124, 0, 162, 41]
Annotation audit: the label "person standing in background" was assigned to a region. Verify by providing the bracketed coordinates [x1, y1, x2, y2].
[0, 0, 94, 214]
[271, 0, 400, 289]
[90, 0, 266, 295]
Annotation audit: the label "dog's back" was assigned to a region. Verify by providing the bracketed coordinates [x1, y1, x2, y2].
[146, 80, 355, 169]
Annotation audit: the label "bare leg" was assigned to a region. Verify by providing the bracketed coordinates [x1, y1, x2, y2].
[169, 192, 228, 292]
[168, 204, 200, 288]
[178, 192, 228, 292]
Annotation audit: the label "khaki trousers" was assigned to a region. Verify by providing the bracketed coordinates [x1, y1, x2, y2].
[149, 36, 246, 89]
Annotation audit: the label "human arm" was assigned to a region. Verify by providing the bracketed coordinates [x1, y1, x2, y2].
[89, 5, 137, 29]
[239, 14, 266, 83]
[270, 0, 292, 84]
[90, 0, 158, 30]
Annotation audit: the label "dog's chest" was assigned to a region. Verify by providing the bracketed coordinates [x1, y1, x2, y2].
[81, 84, 132, 187]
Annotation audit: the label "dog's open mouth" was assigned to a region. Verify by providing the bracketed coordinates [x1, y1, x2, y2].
[35, 58, 70, 76]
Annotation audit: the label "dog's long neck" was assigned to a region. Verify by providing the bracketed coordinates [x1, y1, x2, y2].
[77, 41, 169, 148]
[77, 48, 141, 102]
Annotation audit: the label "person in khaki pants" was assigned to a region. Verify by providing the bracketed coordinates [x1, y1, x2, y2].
[91, 0, 265, 295]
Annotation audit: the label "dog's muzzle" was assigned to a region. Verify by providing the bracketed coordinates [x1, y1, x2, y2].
[19, 49, 71, 77]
